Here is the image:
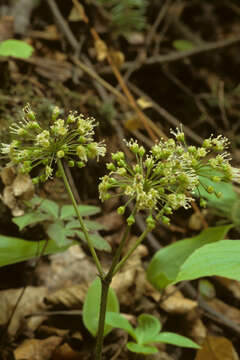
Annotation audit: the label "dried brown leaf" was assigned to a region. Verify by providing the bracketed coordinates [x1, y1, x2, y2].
[0, 286, 48, 337]
[195, 336, 239, 360]
[14, 336, 62, 360]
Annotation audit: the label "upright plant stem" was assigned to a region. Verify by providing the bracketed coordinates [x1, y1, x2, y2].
[57, 159, 104, 278]
[94, 224, 131, 360]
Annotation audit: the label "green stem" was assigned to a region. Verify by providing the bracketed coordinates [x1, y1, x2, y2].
[113, 228, 149, 276]
[57, 159, 104, 278]
[94, 277, 111, 360]
[94, 224, 131, 359]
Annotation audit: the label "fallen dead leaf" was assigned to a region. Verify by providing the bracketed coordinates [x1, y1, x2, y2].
[206, 298, 240, 324]
[36, 245, 96, 291]
[14, 336, 62, 360]
[0, 16, 14, 42]
[109, 50, 125, 68]
[185, 309, 207, 344]
[0, 166, 16, 186]
[0, 286, 48, 337]
[137, 97, 153, 109]
[195, 335, 239, 360]
[46, 284, 88, 308]
[1, 168, 34, 216]
[12, 173, 34, 200]
[215, 277, 240, 301]
[160, 286, 198, 314]
[52, 343, 81, 360]
[94, 39, 108, 62]
[97, 211, 123, 232]
[111, 238, 149, 306]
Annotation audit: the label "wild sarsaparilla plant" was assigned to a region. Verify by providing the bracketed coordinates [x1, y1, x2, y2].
[1, 104, 240, 359]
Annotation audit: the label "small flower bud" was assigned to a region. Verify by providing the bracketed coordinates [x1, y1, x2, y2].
[216, 191, 222, 198]
[127, 214, 135, 226]
[146, 215, 156, 230]
[57, 150, 65, 158]
[68, 160, 75, 167]
[77, 161, 86, 168]
[112, 151, 125, 161]
[117, 206, 125, 215]
[162, 216, 170, 226]
[138, 146, 145, 157]
[200, 198, 207, 208]
[207, 185, 214, 194]
[212, 176, 220, 182]
[107, 163, 116, 171]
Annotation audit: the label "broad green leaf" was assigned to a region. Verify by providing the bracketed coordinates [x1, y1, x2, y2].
[153, 332, 200, 349]
[0, 39, 34, 58]
[127, 342, 158, 354]
[46, 222, 72, 247]
[66, 219, 107, 231]
[173, 39, 195, 51]
[0, 236, 75, 267]
[13, 213, 50, 231]
[83, 277, 119, 337]
[38, 199, 59, 219]
[147, 225, 232, 290]
[176, 240, 240, 283]
[60, 204, 100, 219]
[75, 231, 111, 252]
[198, 169, 238, 212]
[135, 314, 162, 345]
[105, 312, 136, 340]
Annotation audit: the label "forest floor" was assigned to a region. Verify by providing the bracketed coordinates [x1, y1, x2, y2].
[1, 1, 240, 359]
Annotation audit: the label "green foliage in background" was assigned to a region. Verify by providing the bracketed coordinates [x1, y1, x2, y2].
[0, 39, 33, 59]
[96, 0, 148, 36]
[147, 225, 232, 291]
[13, 196, 110, 252]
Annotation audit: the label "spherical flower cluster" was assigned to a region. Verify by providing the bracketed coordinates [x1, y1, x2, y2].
[1, 104, 106, 183]
[99, 128, 240, 227]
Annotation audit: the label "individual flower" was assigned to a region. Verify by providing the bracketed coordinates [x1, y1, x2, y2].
[99, 127, 240, 226]
[1, 104, 106, 182]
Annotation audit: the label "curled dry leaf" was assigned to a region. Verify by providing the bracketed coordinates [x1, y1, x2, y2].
[160, 286, 198, 314]
[0, 166, 16, 186]
[111, 238, 148, 306]
[97, 211, 123, 232]
[36, 245, 96, 291]
[0, 286, 48, 337]
[94, 39, 108, 62]
[12, 173, 34, 199]
[1, 167, 34, 216]
[109, 50, 125, 68]
[52, 343, 81, 360]
[46, 284, 88, 308]
[14, 336, 62, 360]
[185, 309, 207, 344]
[215, 277, 240, 301]
[206, 298, 240, 325]
[195, 335, 239, 360]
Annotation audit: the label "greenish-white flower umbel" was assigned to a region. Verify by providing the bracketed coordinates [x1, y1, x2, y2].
[1, 104, 106, 183]
[99, 127, 240, 226]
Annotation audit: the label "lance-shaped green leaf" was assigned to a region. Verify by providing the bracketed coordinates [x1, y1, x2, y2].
[83, 277, 119, 337]
[0, 235, 75, 267]
[147, 225, 232, 290]
[152, 332, 200, 349]
[176, 240, 240, 283]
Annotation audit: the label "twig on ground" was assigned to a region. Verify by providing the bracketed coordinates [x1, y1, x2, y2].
[162, 65, 218, 129]
[183, 282, 240, 336]
[46, 0, 79, 52]
[128, 81, 203, 145]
